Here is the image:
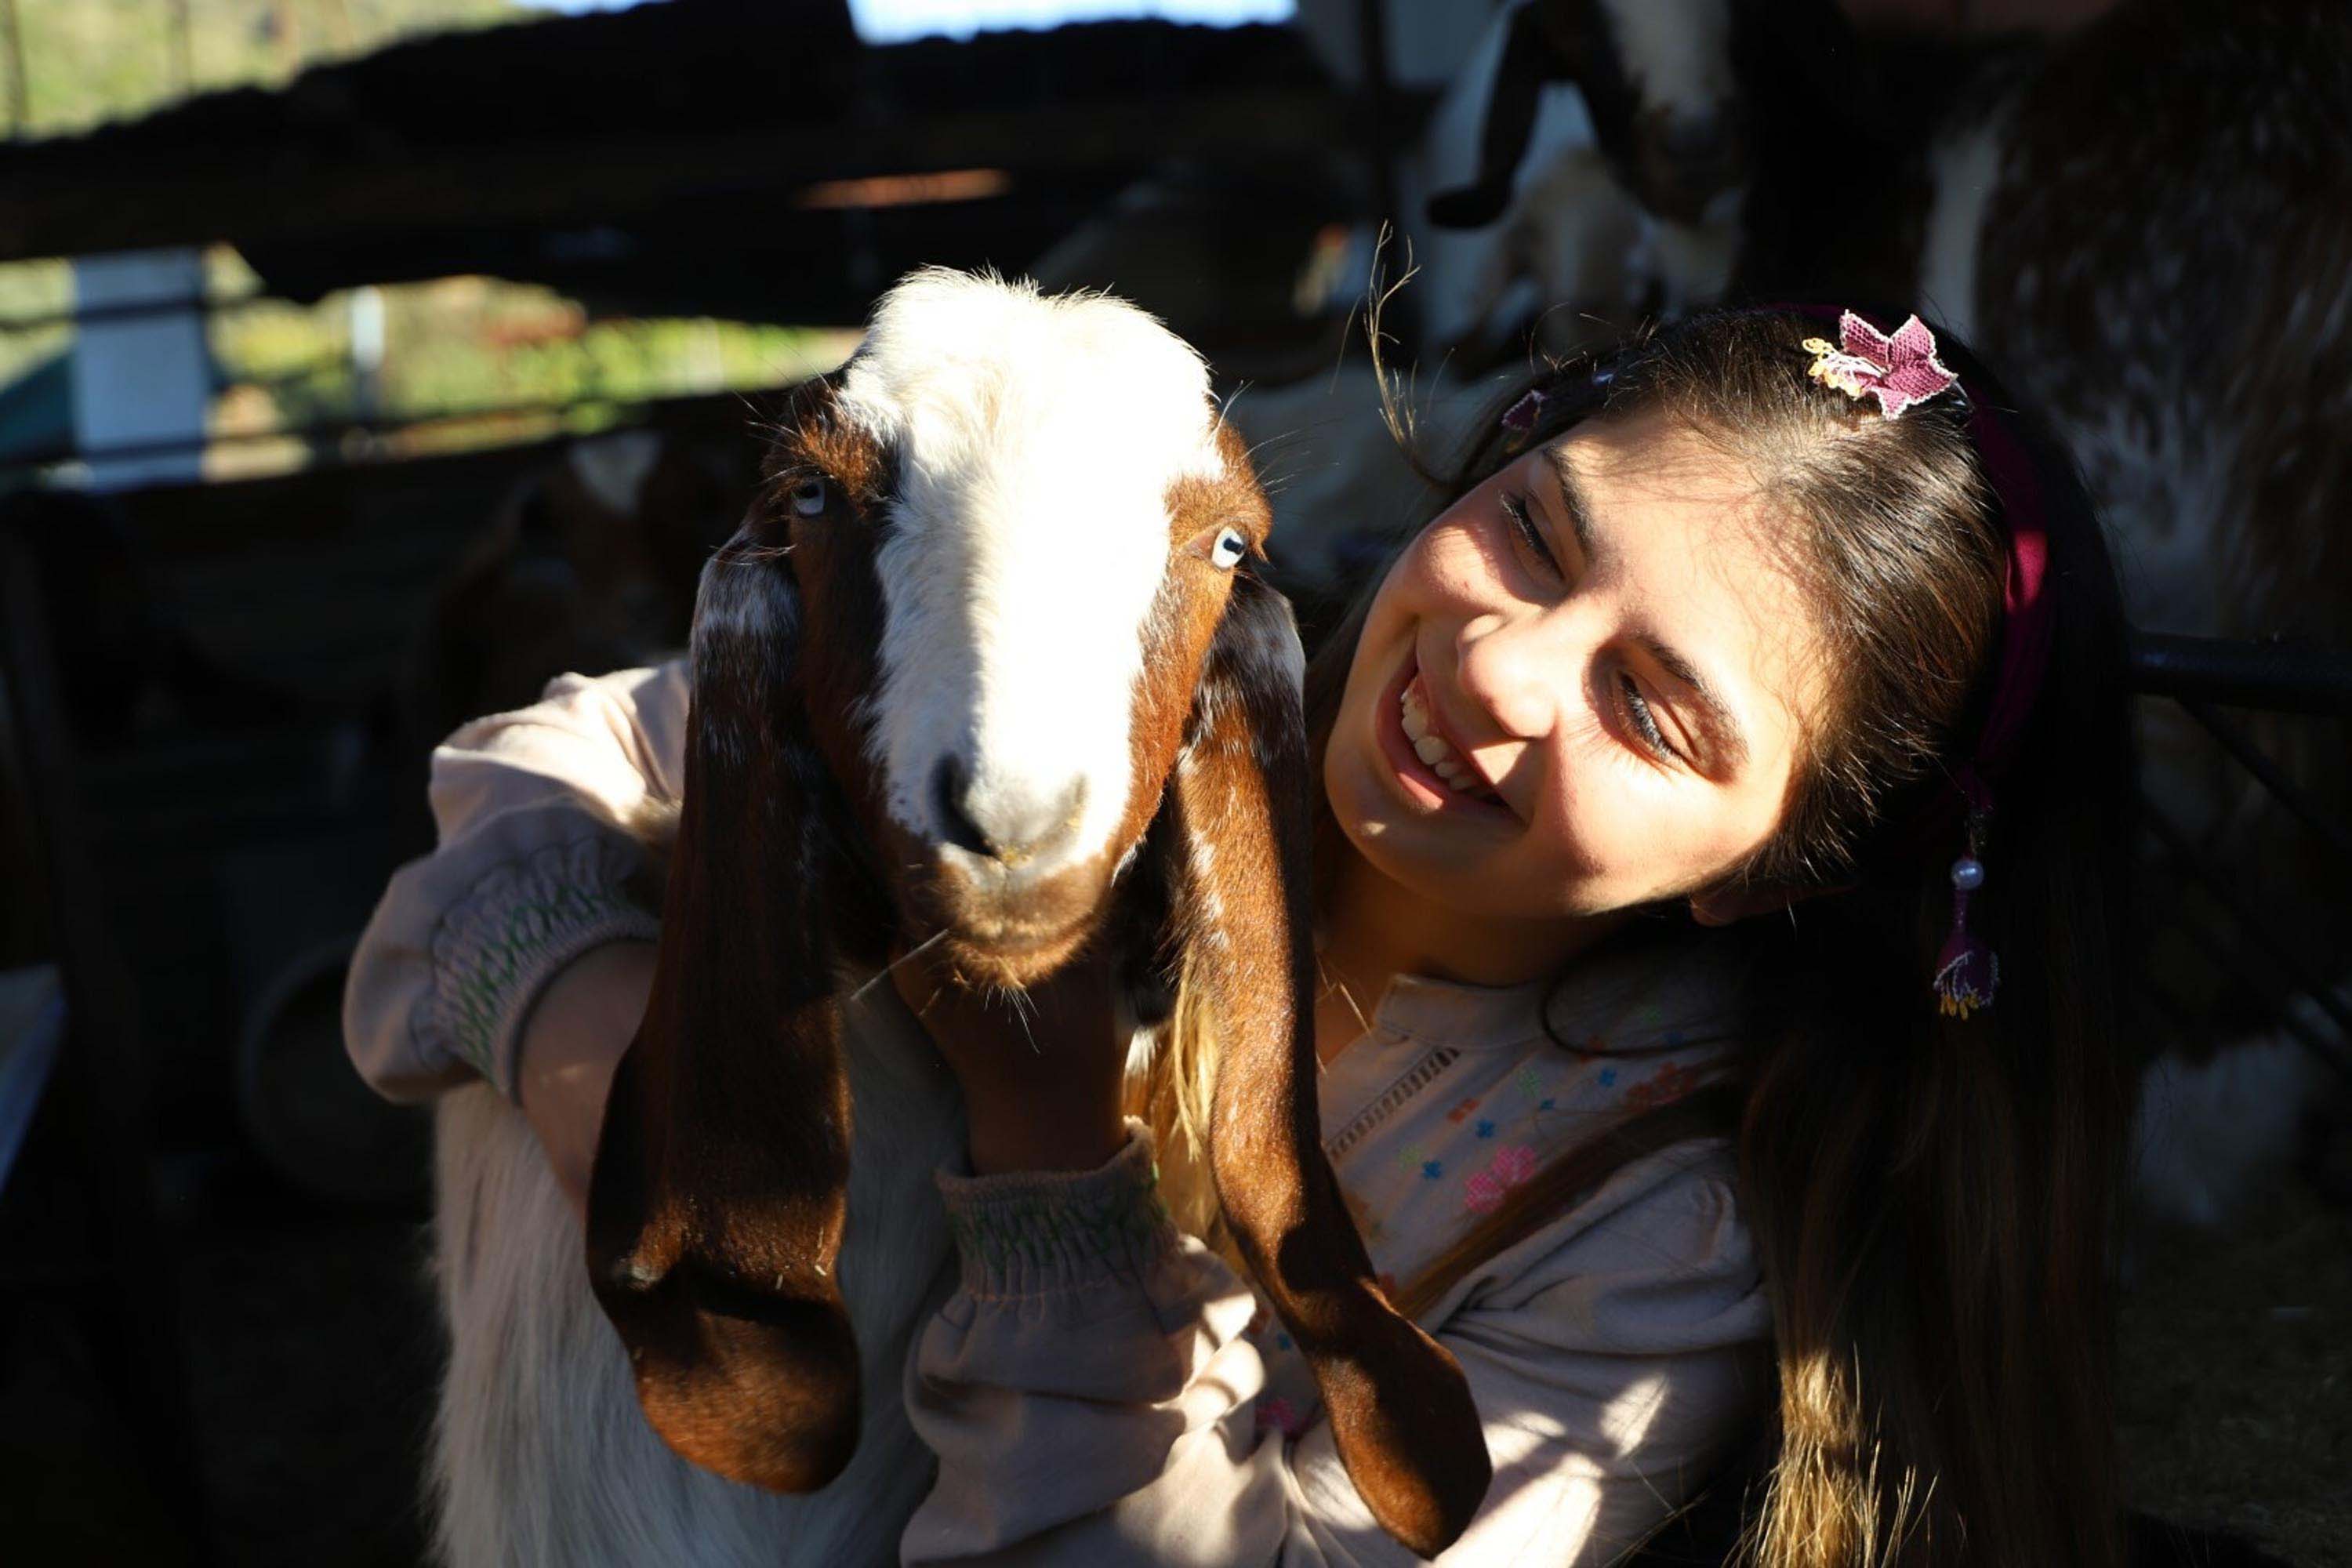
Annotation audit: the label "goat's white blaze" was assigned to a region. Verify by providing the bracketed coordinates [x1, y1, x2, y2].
[839, 270, 1226, 876]
[1598, 0, 1734, 122]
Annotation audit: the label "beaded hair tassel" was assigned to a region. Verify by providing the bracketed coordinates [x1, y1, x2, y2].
[1933, 808, 1998, 1018]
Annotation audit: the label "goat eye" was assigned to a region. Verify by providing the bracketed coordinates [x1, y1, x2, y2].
[1207, 527, 1247, 570]
[789, 477, 827, 517]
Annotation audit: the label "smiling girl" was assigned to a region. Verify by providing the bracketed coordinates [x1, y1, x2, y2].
[348, 306, 2133, 1566]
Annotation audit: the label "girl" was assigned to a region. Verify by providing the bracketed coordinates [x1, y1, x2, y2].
[347, 305, 2134, 1566]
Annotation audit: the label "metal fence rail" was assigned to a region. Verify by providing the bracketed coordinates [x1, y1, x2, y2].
[2129, 632, 2352, 1082]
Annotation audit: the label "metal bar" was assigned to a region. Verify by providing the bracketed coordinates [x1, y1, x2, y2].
[2154, 895, 2352, 1080]
[2143, 803, 2352, 1062]
[2177, 696, 2352, 866]
[0, 526, 220, 1560]
[0, 389, 688, 475]
[2129, 630, 2352, 717]
[0, 0, 25, 136]
[0, 290, 266, 336]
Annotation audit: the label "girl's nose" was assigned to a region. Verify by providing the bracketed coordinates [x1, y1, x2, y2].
[1454, 608, 1577, 743]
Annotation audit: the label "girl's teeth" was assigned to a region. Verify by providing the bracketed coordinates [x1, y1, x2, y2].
[1399, 677, 1497, 804]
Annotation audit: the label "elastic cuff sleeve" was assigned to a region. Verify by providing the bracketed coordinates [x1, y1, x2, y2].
[935, 1121, 1181, 1301]
[417, 833, 660, 1099]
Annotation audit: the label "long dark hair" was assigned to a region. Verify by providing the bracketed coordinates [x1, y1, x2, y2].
[1300, 308, 2135, 1567]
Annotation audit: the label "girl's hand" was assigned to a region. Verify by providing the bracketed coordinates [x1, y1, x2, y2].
[890, 939, 1129, 1175]
[516, 938, 657, 1220]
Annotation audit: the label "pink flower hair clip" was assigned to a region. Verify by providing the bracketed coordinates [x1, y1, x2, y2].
[1801, 310, 1961, 419]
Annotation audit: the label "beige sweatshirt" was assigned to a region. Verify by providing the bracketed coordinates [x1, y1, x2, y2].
[345, 664, 1773, 1566]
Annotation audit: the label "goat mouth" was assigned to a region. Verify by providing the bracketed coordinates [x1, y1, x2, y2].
[902, 857, 1109, 987]
[1376, 652, 1515, 821]
[935, 920, 1095, 990]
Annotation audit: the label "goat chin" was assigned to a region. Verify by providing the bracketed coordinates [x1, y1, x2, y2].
[430, 981, 964, 1568]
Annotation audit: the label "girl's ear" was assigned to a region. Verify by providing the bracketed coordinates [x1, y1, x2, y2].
[583, 529, 863, 1495]
[1167, 573, 1490, 1558]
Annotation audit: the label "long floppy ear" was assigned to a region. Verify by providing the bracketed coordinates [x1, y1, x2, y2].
[1170, 574, 1491, 1558]
[583, 525, 862, 1494]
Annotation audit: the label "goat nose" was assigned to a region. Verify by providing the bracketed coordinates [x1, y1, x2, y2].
[931, 757, 1087, 866]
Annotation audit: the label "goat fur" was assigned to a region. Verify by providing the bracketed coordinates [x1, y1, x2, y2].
[433, 271, 1489, 1566]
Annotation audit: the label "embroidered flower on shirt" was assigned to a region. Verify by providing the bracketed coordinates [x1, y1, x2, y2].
[1462, 1145, 1540, 1213]
[1474, 1118, 1497, 1139]
[1624, 1059, 1701, 1110]
[1421, 1160, 1445, 1180]
[1597, 1067, 1618, 1088]
[1446, 1098, 1481, 1123]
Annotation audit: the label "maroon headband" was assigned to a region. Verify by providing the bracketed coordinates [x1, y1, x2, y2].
[1784, 304, 2056, 1014]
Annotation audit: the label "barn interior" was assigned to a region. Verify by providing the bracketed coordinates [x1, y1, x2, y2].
[0, 2, 2344, 1564]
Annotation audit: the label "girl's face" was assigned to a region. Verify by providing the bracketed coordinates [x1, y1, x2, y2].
[1325, 406, 1824, 927]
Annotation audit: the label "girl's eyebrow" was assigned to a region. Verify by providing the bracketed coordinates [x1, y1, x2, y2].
[1541, 445, 1601, 563]
[1635, 633, 1752, 773]
[1541, 444, 1753, 774]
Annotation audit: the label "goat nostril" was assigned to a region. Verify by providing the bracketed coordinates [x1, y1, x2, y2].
[932, 756, 994, 858]
[931, 758, 1088, 866]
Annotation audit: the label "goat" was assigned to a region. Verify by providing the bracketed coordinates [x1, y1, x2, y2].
[1425, 0, 2352, 1223]
[430, 269, 1489, 1566]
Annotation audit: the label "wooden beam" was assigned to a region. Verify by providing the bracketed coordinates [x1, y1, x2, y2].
[0, 87, 1360, 266]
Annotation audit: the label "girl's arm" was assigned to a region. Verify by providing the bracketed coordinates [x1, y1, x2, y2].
[901, 1127, 1770, 1566]
[343, 662, 688, 1202]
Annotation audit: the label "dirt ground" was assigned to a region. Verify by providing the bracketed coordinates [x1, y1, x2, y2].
[2, 1158, 2344, 1566]
[2118, 1174, 2352, 1567]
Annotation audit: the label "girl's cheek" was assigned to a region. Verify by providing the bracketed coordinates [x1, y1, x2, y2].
[1409, 521, 1500, 604]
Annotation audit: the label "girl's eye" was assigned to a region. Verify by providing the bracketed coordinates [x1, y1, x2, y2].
[1617, 672, 1679, 763]
[1498, 491, 1559, 576]
[789, 477, 827, 517]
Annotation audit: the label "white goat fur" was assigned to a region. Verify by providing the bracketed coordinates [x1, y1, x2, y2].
[431, 996, 962, 1568]
[846, 270, 1228, 880]
[430, 272, 1246, 1566]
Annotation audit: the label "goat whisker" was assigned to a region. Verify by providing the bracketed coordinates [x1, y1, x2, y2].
[847, 927, 949, 1006]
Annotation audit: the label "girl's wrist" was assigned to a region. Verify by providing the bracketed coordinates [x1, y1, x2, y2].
[961, 1084, 1127, 1175]
[516, 938, 656, 1218]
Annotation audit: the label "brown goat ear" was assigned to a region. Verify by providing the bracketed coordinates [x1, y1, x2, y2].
[1171, 575, 1492, 1557]
[583, 528, 862, 1494]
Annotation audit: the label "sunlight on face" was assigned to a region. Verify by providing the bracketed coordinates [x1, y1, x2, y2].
[1323, 407, 1822, 926]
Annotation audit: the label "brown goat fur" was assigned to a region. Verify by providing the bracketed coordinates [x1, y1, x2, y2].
[582, 275, 1490, 1556]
